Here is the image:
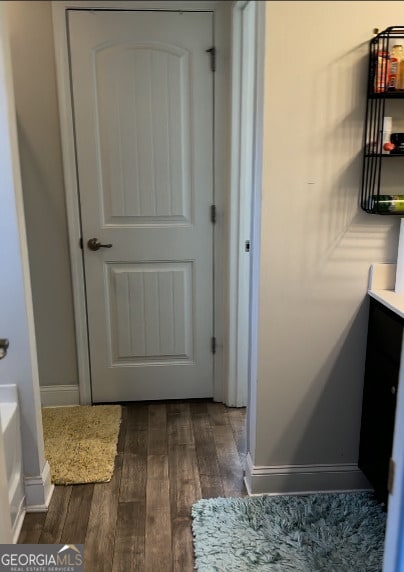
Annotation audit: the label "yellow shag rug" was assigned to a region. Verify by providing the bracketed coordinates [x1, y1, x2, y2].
[42, 405, 122, 485]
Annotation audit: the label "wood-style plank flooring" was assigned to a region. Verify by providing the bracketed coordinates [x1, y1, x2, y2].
[18, 401, 247, 571]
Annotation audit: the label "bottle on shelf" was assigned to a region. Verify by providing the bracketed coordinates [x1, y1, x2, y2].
[390, 42, 404, 90]
[369, 195, 404, 213]
[381, 116, 393, 153]
[374, 50, 389, 92]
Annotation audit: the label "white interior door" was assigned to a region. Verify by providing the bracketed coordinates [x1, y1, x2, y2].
[68, 10, 214, 402]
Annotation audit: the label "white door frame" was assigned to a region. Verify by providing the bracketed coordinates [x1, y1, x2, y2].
[243, 0, 265, 454]
[226, 0, 261, 407]
[52, 0, 234, 404]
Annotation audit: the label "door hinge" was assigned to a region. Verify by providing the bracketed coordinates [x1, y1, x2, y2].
[206, 47, 216, 72]
[211, 336, 216, 354]
[210, 204, 217, 224]
[388, 457, 396, 495]
[79, 237, 83, 249]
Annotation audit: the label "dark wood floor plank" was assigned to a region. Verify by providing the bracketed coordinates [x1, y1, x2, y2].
[168, 443, 202, 519]
[84, 450, 123, 572]
[18, 513, 47, 544]
[148, 454, 169, 480]
[190, 402, 222, 478]
[166, 401, 191, 419]
[172, 515, 195, 572]
[214, 426, 246, 496]
[60, 484, 94, 544]
[207, 402, 227, 426]
[167, 402, 194, 445]
[167, 402, 201, 518]
[148, 404, 167, 455]
[125, 407, 148, 455]
[168, 405, 201, 570]
[38, 486, 72, 544]
[227, 407, 247, 457]
[124, 424, 147, 455]
[227, 406, 247, 471]
[199, 475, 225, 498]
[85, 487, 116, 571]
[208, 405, 247, 497]
[112, 501, 145, 572]
[119, 452, 147, 502]
[145, 454, 172, 572]
[18, 400, 246, 569]
[126, 404, 149, 430]
[120, 405, 147, 502]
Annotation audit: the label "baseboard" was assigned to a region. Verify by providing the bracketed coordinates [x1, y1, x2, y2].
[40, 384, 80, 407]
[244, 453, 372, 495]
[24, 461, 54, 512]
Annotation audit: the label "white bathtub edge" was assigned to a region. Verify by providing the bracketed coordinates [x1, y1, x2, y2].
[0, 402, 17, 434]
[0, 384, 18, 404]
[12, 496, 25, 543]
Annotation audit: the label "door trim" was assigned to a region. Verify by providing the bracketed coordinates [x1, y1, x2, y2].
[245, 0, 265, 458]
[227, 0, 258, 407]
[226, 0, 265, 409]
[52, 0, 231, 404]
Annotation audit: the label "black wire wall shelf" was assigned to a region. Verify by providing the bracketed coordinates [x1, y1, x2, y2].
[369, 92, 404, 99]
[365, 153, 404, 157]
[361, 26, 404, 214]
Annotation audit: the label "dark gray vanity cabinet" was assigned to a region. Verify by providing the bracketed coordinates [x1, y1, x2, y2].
[359, 297, 402, 504]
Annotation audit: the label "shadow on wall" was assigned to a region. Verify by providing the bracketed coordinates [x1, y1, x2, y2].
[15, 119, 78, 387]
[272, 41, 401, 310]
[301, 41, 400, 284]
[267, 298, 371, 491]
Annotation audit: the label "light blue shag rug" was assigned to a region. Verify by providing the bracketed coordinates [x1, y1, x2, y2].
[192, 493, 386, 571]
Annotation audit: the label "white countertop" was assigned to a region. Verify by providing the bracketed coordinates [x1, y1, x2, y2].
[369, 289, 404, 319]
[368, 263, 404, 319]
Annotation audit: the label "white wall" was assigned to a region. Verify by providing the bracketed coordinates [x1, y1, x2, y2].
[6, 1, 78, 388]
[248, 1, 404, 490]
[0, 4, 52, 510]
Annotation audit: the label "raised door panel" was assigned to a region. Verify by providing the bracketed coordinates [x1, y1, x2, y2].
[107, 263, 193, 364]
[95, 43, 191, 226]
